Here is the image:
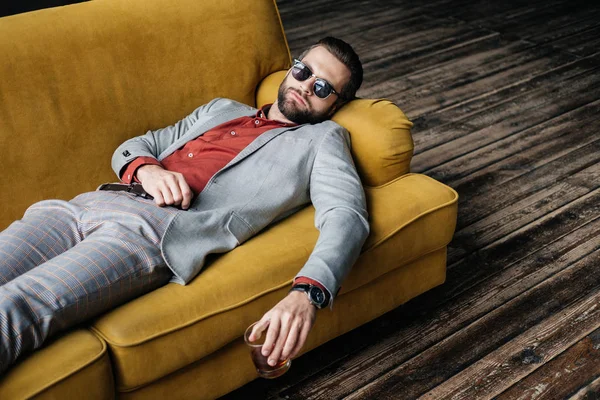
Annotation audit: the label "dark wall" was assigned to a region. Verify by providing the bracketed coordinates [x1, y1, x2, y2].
[0, 0, 88, 18]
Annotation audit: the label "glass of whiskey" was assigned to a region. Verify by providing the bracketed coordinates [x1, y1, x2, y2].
[244, 321, 292, 379]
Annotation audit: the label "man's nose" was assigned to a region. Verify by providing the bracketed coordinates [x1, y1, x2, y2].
[300, 76, 316, 95]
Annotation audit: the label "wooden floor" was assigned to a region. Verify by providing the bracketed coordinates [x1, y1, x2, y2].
[224, 0, 600, 399]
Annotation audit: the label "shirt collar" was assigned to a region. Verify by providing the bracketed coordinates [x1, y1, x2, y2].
[257, 104, 297, 127]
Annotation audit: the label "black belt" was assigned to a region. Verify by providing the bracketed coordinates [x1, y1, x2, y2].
[97, 183, 154, 200]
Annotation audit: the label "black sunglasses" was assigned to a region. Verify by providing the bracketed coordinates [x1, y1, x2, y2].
[291, 59, 339, 100]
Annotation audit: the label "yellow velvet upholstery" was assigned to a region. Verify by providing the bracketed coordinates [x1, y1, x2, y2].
[117, 249, 448, 400]
[0, 330, 114, 400]
[0, 0, 290, 230]
[0, 0, 458, 398]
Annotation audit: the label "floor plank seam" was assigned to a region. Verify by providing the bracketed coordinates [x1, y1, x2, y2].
[410, 57, 600, 148]
[417, 101, 600, 179]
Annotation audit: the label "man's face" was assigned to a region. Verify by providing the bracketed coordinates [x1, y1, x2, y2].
[277, 46, 351, 124]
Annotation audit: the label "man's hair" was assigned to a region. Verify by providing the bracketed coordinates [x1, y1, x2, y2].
[298, 37, 363, 106]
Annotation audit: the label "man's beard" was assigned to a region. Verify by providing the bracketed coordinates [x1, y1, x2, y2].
[277, 85, 331, 125]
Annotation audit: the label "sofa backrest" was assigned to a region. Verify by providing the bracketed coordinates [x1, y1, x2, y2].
[0, 0, 291, 229]
[0, 0, 415, 230]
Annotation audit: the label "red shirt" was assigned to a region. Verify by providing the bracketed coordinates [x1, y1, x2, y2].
[121, 106, 293, 193]
[121, 105, 330, 301]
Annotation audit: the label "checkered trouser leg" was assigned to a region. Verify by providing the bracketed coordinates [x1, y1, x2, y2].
[0, 191, 179, 375]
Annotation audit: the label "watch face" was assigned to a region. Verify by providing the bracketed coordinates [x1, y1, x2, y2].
[309, 286, 325, 306]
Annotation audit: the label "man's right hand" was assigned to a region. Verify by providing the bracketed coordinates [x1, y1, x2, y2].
[136, 165, 193, 210]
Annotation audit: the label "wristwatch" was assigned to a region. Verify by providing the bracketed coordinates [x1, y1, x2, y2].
[290, 283, 330, 309]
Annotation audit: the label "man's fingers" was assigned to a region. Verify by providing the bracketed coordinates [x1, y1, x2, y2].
[151, 180, 173, 206]
[165, 177, 184, 206]
[281, 319, 302, 360]
[289, 321, 312, 360]
[151, 189, 166, 207]
[268, 315, 293, 366]
[138, 167, 193, 209]
[253, 291, 318, 364]
[163, 174, 193, 208]
[262, 316, 281, 358]
[249, 318, 269, 342]
[178, 179, 193, 210]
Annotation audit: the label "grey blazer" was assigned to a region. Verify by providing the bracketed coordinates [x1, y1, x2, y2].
[111, 98, 370, 300]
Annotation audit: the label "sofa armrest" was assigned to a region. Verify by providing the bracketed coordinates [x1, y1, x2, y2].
[0, 330, 114, 400]
[340, 173, 458, 295]
[256, 70, 288, 109]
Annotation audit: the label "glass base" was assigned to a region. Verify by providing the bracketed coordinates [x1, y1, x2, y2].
[257, 359, 292, 379]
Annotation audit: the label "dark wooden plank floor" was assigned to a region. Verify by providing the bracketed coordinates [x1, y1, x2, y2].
[223, 0, 600, 398]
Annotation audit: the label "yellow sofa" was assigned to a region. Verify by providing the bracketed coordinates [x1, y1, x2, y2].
[0, 0, 458, 398]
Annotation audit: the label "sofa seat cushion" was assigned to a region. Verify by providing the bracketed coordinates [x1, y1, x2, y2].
[90, 173, 458, 391]
[0, 329, 114, 399]
[118, 249, 447, 400]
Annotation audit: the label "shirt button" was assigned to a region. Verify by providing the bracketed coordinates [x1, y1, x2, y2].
[230, 131, 236, 136]
[188, 153, 193, 158]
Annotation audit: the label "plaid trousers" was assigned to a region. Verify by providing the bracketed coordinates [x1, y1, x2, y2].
[0, 190, 179, 374]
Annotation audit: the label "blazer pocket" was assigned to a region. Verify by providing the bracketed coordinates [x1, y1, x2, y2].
[226, 212, 255, 245]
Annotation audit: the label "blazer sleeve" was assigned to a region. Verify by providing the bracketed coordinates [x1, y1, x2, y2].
[110, 98, 224, 178]
[295, 123, 370, 308]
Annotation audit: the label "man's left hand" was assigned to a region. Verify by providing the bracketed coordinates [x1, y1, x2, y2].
[249, 290, 317, 366]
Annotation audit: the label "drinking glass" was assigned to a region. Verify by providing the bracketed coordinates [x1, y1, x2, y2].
[244, 321, 291, 379]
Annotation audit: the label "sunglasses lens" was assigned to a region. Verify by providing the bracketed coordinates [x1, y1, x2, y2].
[313, 80, 332, 99]
[291, 60, 335, 99]
[291, 65, 310, 81]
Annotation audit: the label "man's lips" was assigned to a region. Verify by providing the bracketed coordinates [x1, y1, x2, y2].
[289, 90, 307, 106]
